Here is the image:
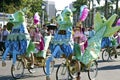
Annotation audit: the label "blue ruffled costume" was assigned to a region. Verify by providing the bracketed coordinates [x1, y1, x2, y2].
[2, 11, 30, 65]
[46, 7, 74, 76]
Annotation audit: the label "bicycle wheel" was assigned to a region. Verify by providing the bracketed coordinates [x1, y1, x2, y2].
[68, 60, 81, 79]
[102, 49, 110, 61]
[11, 60, 24, 79]
[88, 60, 98, 80]
[109, 48, 118, 61]
[56, 63, 70, 80]
[43, 60, 55, 75]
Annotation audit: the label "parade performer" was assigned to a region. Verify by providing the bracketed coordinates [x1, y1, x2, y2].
[32, 12, 50, 59]
[26, 12, 46, 68]
[26, 11, 52, 69]
[46, 7, 74, 79]
[77, 12, 120, 66]
[2, 10, 30, 67]
[73, 5, 89, 60]
[73, 22, 88, 55]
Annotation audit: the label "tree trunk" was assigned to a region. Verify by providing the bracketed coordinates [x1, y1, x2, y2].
[105, 0, 108, 19]
[115, 0, 119, 14]
[88, 0, 91, 27]
[91, 0, 94, 26]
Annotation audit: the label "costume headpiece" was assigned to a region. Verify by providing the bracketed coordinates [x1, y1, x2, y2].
[34, 12, 40, 25]
[79, 5, 89, 22]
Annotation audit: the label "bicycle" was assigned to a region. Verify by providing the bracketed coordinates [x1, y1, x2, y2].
[11, 51, 55, 79]
[102, 46, 120, 62]
[56, 54, 98, 80]
[56, 54, 80, 80]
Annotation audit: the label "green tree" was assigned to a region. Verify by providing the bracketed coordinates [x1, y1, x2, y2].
[0, 0, 23, 13]
[72, 0, 87, 25]
[73, 0, 87, 13]
[0, 0, 43, 18]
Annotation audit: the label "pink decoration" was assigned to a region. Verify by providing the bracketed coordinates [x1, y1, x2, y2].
[116, 19, 120, 26]
[79, 6, 89, 22]
[34, 12, 40, 25]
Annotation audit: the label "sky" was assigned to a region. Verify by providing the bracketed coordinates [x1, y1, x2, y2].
[48, 0, 76, 10]
[48, 0, 120, 11]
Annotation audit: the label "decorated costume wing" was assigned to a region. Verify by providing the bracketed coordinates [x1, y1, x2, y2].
[80, 12, 120, 65]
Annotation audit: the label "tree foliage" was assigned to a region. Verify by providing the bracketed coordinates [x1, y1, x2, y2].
[73, 0, 87, 13]
[0, 0, 43, 18]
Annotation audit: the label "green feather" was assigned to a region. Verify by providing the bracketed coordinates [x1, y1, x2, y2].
[94, 12, 103, 31]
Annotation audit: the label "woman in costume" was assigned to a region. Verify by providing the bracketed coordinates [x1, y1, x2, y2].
[2, 11, 30, 68]
[73, 22, 88, 55]
[46, 7, 74, 80]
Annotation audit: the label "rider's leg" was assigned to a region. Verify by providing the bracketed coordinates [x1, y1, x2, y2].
[46, 56, 54, 75]
[113, 46, 117, 58]
[76, 72, 81, 80]
[46, 45, 63, 78]
[30, 52, 34, 68]
[2, 47, 10, 67]
[12, 50, 20, 66]
[46, 56, 53, 80]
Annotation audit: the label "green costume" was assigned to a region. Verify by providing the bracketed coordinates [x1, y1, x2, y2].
[75, 12, 120, 65]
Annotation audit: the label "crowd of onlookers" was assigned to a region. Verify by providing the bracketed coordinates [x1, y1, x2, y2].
[1, 22, 120, 59]
[0, 25, 10, 52]
[73, 23, 95, 55]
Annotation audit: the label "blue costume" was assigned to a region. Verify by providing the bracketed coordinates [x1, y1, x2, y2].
[2, 11, 30, 66]
[46, 7, 74, 76]
[101, 37, 112, 49]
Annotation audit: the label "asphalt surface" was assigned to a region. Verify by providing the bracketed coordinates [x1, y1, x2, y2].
[0, 52, 120, 80]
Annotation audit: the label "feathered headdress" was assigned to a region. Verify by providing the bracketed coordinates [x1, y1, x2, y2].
[34, 12, 40, 25]
[79, 5, 89, 22]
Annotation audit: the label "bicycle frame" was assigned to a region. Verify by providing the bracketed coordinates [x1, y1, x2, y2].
[18, 54, 46, 69]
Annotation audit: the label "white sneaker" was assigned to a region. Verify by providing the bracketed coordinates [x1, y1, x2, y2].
[29, 69, 36, 73]
[30, 64, 34, 69]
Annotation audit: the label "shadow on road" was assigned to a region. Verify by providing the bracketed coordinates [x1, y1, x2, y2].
[0, 76, 14, 80]
[98, 64, 120, 71]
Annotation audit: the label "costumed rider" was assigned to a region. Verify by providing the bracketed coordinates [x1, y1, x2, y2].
[73, 5, 89, 60]
[101, 17, 119, 58]
[26, 12, 45, 68]
[46, 7, 74, 79]
[80, 12, 120, 66]
[2, 10, 30, 67]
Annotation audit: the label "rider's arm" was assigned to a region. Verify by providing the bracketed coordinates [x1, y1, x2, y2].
[33, 42, 39, 44]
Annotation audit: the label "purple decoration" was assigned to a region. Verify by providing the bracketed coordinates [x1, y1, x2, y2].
[79, 5, 89, 22]
[34, 12, 40, 25]
[116, 19, 120, 26]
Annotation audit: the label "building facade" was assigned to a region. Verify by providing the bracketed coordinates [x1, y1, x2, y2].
[43, 0, 56, 21]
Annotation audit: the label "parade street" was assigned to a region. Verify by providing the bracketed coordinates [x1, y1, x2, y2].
[0, 55, 120, 80]
[0, 0, 120, 80]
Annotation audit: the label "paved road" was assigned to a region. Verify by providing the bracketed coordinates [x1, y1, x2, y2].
[0, 54, 120, 80]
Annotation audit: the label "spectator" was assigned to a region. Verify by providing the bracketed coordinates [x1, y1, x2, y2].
[84, 27, 89, 38]
[1, 25, 10, 51]
[0, 27, 3, 51]
[2, 25, 10, 42]
[40, 24, 48, 37]
[88, 27, 95, 39]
